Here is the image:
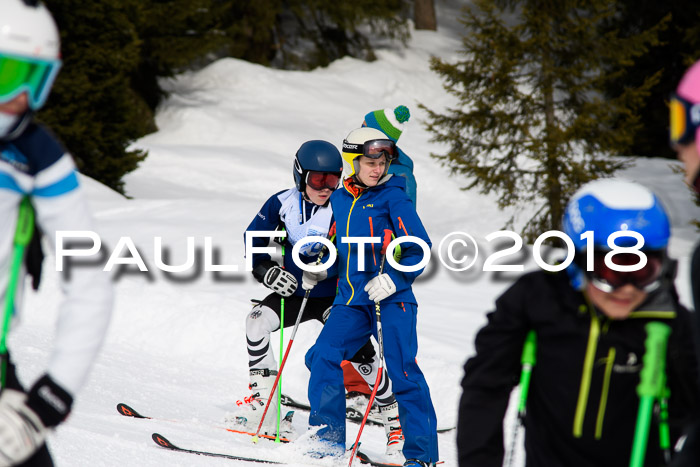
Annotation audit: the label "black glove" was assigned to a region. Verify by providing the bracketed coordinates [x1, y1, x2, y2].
[0, 375, 72, 466]
[263, 266, 298, 297]
[27, 374, 73, 428]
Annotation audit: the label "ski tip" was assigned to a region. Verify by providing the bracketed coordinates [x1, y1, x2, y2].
[117, 403, 147, 418]
[152, 433, 177, 450]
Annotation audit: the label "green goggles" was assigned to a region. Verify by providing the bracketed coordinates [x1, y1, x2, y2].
[0, 53, 62, 110]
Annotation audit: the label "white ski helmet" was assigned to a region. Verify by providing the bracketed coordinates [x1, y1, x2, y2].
[0, 0, 62, 110]
[341, 127, 395, 178]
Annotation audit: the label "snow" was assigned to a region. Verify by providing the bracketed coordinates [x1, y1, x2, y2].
[11, 1, 700, 465]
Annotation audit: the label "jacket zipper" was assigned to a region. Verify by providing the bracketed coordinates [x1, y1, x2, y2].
[369, 216, 376, 267]
[573, 306, 600, 438]
[344, 189, 362, 305]
[595, 347, 616, 439]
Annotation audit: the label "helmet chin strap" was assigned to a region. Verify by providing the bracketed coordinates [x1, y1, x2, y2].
[0, 111, 32, 141]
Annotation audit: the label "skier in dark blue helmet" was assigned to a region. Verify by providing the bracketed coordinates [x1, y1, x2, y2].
[458, 179, 699, 467]
[231, 140, 404, 453]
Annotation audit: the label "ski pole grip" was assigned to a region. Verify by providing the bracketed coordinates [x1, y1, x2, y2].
[14, 198, 34, 247]
[517, 330, 537, 414]
[629, 322, 671, 467]
[521, 330, 537, 366]
[637, 322, 671, 399]
[380, 229, 392, 255]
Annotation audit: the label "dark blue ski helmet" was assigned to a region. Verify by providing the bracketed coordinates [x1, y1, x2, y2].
[293, 140, 343, 192]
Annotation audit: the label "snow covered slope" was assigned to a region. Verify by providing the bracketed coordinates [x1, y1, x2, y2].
[10, 1, 699, 465]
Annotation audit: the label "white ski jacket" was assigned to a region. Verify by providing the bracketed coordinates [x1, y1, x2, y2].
[0, 123, 113, 396]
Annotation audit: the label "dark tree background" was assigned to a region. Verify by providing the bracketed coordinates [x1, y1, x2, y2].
[36, 0, 411, 194]
[603, 2, 700, 159]
[32, 0, 700, 196]
[423, 0, 666, 238]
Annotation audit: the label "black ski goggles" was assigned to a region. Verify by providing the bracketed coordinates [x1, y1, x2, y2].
[669, 93, 700, 146]
[585, 250, 666, 293]
[342, 138, 397, 161]
[306, 171, 341, 191]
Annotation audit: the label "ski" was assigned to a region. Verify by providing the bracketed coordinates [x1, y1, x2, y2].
[279, 396, 455, 433]
[356, 452, 445, 467]
[117, 403, 292, 443]
[152, 432, 284, 464]
[356, 451, 403, 467]
[280, 394, 384, 427]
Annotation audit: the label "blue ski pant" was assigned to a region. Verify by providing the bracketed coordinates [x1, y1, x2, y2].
[305, 302, 439, 463]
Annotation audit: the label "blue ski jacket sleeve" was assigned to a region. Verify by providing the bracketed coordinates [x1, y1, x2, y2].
[388, 147, 417, 207]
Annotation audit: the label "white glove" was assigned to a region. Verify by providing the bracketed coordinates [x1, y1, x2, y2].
[0, 390, 48, 466]
[302, 269, 328, 290]
[263, 266, 298, 297]
[364, 273, 397, 303]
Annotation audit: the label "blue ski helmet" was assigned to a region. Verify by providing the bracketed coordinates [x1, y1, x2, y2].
[562, 179, 670, 290]
[293, 140, 343, 192]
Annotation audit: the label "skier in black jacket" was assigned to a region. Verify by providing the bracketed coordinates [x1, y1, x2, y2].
[667, 58, 700, 467]
[458, 179, 699, 467]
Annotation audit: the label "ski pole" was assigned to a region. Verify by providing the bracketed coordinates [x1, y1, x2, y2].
[348, 229, 392, 467]
[253, 246, 327, 443]
[1, 197, 34, 388]
[276, 241, 286, 443]
[629, 322, 671, 467]
[504, 330, 537, 467]
[658, 382, 671, 465]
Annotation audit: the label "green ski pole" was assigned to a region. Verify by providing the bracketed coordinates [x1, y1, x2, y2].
[276, 239, 285, 443]
[1, 197, 34, 388]
[517, 330, 537, 414]
[658, 382, 671, 465]
[629, 322, 671, 467]
[505, 330, 537, 467]
[252, 243, 327, 443]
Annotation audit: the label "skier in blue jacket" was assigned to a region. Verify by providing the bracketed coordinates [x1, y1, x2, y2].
[304, 127, 438, 467]
[232, 140, 404, 453]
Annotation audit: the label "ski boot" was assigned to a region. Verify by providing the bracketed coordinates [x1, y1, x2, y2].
[379, 401, 404, 456]
[403, 460, 436, 467]
[227, 369, 278, 434]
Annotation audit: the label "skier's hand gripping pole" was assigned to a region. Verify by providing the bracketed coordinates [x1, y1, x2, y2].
[348, 229, 393, 467]
[629, 322, 671, 467]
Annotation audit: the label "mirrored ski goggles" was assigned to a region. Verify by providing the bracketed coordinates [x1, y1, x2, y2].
[669, 93, 700, 146]
[0, 53, 62, 110]
[342, 138, 397, 160]
[586, 250, 665, 293]
[306, 171, 341, 191]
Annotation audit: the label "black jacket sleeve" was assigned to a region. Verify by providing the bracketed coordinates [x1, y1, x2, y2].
[458, 276, 533, 467]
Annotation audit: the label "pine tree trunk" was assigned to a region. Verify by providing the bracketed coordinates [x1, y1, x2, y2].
[542, 41, 562, 231]
[414, 0, 437, 31]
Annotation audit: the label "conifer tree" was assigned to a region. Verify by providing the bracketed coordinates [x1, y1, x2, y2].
[603, 1, 697, 159]
[40, 0, 147, 194]
[423, 0, 664, 239]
